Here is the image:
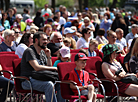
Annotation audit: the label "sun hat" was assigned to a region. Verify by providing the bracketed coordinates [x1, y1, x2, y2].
[16, 14, 23, 19]
[60, 46, 70, 58]
[102, 44, 119, 58]
[64, 27, 75, 34]
[25, 19, 33, 23]
[74, 53, 89, 61]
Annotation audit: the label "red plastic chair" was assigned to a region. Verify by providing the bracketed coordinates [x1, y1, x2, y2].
[71, 53, 78, 62]
[0, 54, 19, 79]
[0, 51, 15, 54]
[70, 49, 80, 53]
[57, 62, 105, 102]
[51, 57, 58, 66]
[95, 57, 130, 101]
[94, 49, 104, 59]
[12, 59, 44, 102]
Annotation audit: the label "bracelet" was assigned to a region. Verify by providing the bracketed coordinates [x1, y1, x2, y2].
[47, 56, 51, 59]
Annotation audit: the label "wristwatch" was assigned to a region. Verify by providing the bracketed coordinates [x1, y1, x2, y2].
[48, 56, 52, 59]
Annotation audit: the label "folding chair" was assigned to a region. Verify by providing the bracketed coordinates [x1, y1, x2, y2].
[71, 53, 78, 62]
[52, 57, 58, 66]
[94, 49, 104, 59]
[70, 49, 80, 53]
[12, 58, 44, 102]
[57, 62, 106, 102]
[0, 51, 15, 54]
[0, 54, 19, 79]
[95, 57, 130, 101]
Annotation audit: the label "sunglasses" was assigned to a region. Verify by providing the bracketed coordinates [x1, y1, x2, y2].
[15, 32, 20, 33]
[79, 54, 84, 58]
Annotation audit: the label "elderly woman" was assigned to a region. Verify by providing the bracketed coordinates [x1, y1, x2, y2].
[0, 29, 17, 52]
[102, 44, 138, 97]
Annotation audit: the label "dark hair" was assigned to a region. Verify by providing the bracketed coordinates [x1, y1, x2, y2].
[2, 13, 7, 26]
[18, 33, 32, 46]
[23, 8, 28, 13]
[33, 31, 46, 43]
[36, 11, 41, 17]
[97, 28, 105, 36]
[79, 49, 88, 57]
[81, 28, 90, 38]
[104, 12, 110, 20]
[53, 16, 58, 21]
[102, 54, 111, 63]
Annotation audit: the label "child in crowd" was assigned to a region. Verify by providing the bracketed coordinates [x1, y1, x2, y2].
[68, 53, 96, 102]
[63, 37, 71, 48]
[25, 18, 33, 31]
[88, 39, 98, 57]
[53, 46, 70, 67]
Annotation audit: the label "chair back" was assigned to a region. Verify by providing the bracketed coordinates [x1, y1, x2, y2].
[57, 62, 79, 99]
[0, 51, 15, 54]
[94, 49, 104, 59]
[0, 54, 19, 78]
[12, 58, 22, 92]
[70, 49, 80, 53]
[51, 57, 58, 66]
[71, 53, 78, 62]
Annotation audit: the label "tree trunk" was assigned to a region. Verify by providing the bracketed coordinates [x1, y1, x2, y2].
[78, 0, 82, 12]
[51, 0, 55, 13]
[5, 0, 10, 11]
[110, 0, 118, 9]
[0, 0, 3, 10]
[84, 0, 88, 9]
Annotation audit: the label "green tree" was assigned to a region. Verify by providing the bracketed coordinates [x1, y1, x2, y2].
[56, 0, 74, 8]
[34, 0, 48, 8]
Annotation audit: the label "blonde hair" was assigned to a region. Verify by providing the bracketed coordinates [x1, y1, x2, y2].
[131, 38, 138, 58]
[63, 37, 71, 44]
[89, 39, 98, 45]
[43, 24, 52, 32]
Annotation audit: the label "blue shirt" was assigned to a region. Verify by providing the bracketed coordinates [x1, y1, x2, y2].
[125, 32, 138, 43]
[53, 60, 62, 67]
[116, 38, 127, 48]
[0, 20, 10, 29]
[0, 42, 17, 52]
[88, 50, 97, 57]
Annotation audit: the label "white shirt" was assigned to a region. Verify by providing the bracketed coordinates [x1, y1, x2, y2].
[59, 17, 66, 25]
[76, 37, 89, 49]
[15, 43, 28, 58]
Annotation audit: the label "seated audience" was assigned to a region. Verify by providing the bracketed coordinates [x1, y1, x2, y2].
[0, 29, 17, 52]
[102, 44, 138, 97]
[96, 28, 108, 44]
[47, 32, 63, 57]
[76, 28, 91, 49]
[68, 53, 96, 102]
[88, 39, 98, 57]
[53, 46, 70, 67]
[15, 33, 33, 58]
[63, 37, 71, 48]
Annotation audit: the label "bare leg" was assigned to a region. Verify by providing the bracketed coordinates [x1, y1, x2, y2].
[92, 92, 96, 102]
[125, 84, 138, 96]
[87, 85, 95, 102]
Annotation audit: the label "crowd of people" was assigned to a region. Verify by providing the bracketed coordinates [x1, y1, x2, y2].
[1, 3, 138, 102]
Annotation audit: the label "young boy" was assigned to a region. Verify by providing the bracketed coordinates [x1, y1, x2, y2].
[68, 53, 96, 102]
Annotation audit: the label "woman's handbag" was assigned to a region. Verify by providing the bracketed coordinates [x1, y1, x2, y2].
[120, 75, 138, 85]
[31, 70, 59, 82]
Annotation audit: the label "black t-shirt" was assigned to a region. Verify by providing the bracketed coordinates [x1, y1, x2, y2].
[20, 45, 47, 78]
[47, 43, 60, 57]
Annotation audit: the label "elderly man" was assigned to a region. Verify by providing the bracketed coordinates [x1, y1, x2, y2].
[125, 24, 138, 44]
[21, 31, 65, 102]
[47, 32, 63, 57]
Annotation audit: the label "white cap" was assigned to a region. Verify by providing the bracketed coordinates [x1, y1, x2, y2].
[60, 46, 70, 58]
[64, 27, 75, 35]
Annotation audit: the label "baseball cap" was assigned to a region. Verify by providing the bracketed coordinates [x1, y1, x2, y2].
[64, 27, 75, 34]
[74, 53, 89, 61]
[43, 13, 49, 17]
[85, 7, 89, 11]
[25, 19, 33, 23]
[16, 14, 23, 19]
[102, 44, 119, 58]
[47, 18, 54, 22]
[60, 46, 70, 58]
[131, 24, 138, 29]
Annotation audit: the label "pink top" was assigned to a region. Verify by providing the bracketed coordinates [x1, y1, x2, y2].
[103, 60, 124, 78]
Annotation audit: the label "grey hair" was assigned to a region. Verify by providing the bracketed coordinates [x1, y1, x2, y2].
[115, 28, 123, 33]
[50, 32, 62, 41]
[4, 29, 15, 39]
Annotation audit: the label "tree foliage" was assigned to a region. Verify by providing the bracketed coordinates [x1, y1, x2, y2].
[34, 0, 48, 8]
[56, 0, 74, 8]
